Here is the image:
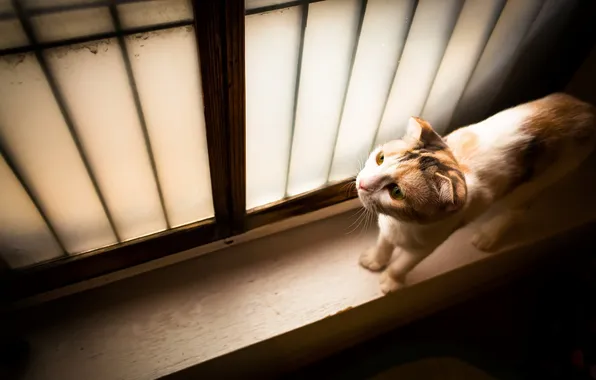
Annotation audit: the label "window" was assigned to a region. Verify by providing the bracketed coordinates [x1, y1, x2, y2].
[1, 0, 593, 300]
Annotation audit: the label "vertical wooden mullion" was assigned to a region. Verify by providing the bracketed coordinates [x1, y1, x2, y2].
[192, 1, 233, 238]
[223, 0, 247, 234]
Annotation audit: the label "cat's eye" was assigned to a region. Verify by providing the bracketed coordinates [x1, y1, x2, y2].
[388, 184, 404, 200]
[376, 151, 384, 165]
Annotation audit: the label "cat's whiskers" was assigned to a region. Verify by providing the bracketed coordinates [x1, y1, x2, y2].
[346, 207, 368, 235]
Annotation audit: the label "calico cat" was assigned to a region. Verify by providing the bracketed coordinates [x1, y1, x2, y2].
[356, 93, 596, 294]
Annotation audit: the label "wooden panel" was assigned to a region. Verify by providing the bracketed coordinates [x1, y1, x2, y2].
[192, 0, 232, 232]
[225, 0, 247, 233]
[246, 178, 358, 231]
[1, 220, 220, 302]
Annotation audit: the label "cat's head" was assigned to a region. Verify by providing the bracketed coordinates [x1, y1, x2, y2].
[356, 117, 467, 224]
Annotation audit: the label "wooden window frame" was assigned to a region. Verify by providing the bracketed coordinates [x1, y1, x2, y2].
[1, 0, 595, 302]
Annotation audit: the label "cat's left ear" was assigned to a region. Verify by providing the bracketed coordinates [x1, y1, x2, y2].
[434, 172, 467, 212]
[405, 117, 446, 150]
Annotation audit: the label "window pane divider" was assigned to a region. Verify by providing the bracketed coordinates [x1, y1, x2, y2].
[192, 0, 245, 237]
[224, 0, 247, 234]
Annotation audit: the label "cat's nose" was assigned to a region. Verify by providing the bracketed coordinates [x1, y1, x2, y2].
[358, 175, 384, 191]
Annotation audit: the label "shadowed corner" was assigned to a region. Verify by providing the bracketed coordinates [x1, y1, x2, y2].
[0, 333, 30, 380]
[0, 332, 30, 380]
[0, 257, 30, 380]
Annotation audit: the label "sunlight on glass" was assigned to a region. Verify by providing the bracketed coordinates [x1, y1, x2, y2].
[0, 155, 64, 268]
[126, 26, 214, 226]
[451, 0, 544, 127]
[421, 0, 506, 134]
[286, 0, 360, 196]
[245, 6, 301, 209]
[46, 40, 168, 241]
[30, 7, 113, 42]
[374, 0, 462, 145]
[329, 0, 415, 182]
[0, 52, 118, 254]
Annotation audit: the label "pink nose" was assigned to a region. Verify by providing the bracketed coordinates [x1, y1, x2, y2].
[358, 176, 384, 192]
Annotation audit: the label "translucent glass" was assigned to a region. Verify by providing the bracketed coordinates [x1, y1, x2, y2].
[0, 19, 29, 50]
[328, 0, 415, 182]
[0, 155, 64, 268]
[126, 27, 214, 227]
[286, 0, 360, 196]
[45, 39, 168, 241]
[451, 0, 544, 127]
[30, 7, 113, 43]
[0, 52, 117, 253]
[22, 0, 103, 11]
[245, 0, 295, 11]
[421, 0, 506, 134]
[374, 0, 463, 145]
[245, 6, 301, 209]
[490, 0, 578, 112]
[0, 0, 12, 13]
[118, 0, 193, 29]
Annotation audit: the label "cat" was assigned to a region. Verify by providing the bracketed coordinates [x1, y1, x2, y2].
[356, 93, 596, 294]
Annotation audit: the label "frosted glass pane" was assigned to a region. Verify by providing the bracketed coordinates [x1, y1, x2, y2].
[246, 0, 294, 11]
[286, 0, 360, 196]
[0, 19, 28, 49]
[421, 0, 505, 134]
[245, 6, 301, 209]
[22, 0, 103, 10]
[126, 27, 214, 227]
[491, 0, 578, 111]
[31, 8, 113, 43]
[0, 53, 117, 253]
[45, 40, 167, 241]
[374, 0, 462, 145]
[0, 0, 12, 13]
[118, 0, 192, 29]
[451, 0, 544, 127]
[0, 155, 63, 268]
[329, 0, 415, 182]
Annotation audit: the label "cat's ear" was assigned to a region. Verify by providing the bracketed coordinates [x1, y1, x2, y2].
[434, 172, 466, 212]
[405, 117, 446, 150]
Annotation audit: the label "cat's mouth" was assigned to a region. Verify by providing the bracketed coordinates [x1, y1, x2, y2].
[357, 189, 376, 213]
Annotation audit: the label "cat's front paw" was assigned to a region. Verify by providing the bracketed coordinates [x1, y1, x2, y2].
[359, 246, 386, 272]
[471, 231, 499, 252]
[379, 271, 404, 294]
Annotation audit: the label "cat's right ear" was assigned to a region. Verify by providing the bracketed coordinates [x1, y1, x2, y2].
[405, 117, 424, 140]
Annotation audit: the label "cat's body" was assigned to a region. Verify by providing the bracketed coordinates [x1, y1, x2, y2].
[357, 93, 596, 294]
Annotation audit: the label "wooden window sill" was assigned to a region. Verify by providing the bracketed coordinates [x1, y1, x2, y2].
[10, 155, 596, 380]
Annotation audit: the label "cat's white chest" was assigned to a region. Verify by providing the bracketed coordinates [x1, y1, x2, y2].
[378, 214, 410, 247]
[377, 213, 461, 254]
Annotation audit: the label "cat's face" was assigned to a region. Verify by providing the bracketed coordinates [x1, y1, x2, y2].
[356, 117, 467, 224]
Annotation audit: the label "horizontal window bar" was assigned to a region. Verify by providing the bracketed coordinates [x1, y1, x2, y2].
[245, 0, 324, 16]
[0, 0, 147, 20]
[0, 18, 192, 56]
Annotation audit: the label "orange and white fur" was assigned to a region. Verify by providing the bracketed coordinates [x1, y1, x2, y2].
[356, 93, 596, 294]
